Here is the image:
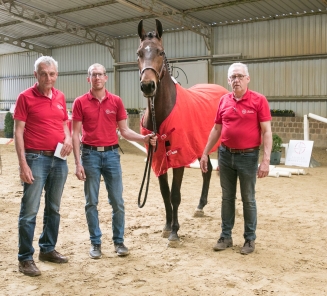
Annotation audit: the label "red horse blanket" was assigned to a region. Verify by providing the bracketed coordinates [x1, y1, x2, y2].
[141, 83, 228, 177]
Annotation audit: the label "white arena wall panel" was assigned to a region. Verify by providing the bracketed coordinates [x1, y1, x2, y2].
[52, 43, 114, 73]
[119, 70, 145, 109]
[0, 52, 40, 77]
[162, 30, 208, 59]
[119, 38, 140, 63]
[213, 14, 327, 58]
[0, 77, 35, 109]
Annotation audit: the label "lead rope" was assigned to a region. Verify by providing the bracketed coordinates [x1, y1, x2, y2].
[138, 96, 157, 208]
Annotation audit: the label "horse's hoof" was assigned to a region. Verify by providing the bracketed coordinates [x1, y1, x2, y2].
[161, 229, 171, 238]
[193, 208, 204, 217]
[167, 239, 181, 248]
[167, 234, 181, 248]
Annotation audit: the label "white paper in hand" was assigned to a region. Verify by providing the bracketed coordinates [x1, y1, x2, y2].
[54, 143, 67, 160]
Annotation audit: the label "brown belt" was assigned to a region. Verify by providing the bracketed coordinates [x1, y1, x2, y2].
[82, 144, 119, 152]
[25, 149, 55, 156]
[221, 143, 259, 154]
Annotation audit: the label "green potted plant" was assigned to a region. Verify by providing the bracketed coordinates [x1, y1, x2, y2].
[270, 134, 283, 165]
[270, 109, 295, 117]
[4, 111, 14, 138]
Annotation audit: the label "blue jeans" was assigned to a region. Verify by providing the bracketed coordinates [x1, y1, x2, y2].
[218, 145, 259, 241]
[18, 153, 68, 262]
[81, 148, 124, 245]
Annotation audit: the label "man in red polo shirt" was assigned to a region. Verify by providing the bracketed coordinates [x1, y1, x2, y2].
[200, 62, 272, 255]
[72, 63, 155, 259]
[14, 56, 73, 276]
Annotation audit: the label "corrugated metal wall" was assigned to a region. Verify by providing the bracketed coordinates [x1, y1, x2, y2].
[119, 70, 145, 109]
[214, 15, 327, 57]
[0, 14, 326, 116]
[212, 14, 327, 117]
[52, 43, 114, 72]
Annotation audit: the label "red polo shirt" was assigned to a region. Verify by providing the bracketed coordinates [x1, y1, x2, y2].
[14, 83, 68, 150]
[215, 89, 271, 149]
[72, 90, 127, 146]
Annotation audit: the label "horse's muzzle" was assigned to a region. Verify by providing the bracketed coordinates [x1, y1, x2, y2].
[140, 81, 156, 96]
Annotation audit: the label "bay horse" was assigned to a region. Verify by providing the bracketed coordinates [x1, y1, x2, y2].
[138, 19, 228, 246]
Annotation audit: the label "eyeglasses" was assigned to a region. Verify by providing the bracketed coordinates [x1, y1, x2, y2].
[90, 73, 106, 78]
[229, 74, 247, 81]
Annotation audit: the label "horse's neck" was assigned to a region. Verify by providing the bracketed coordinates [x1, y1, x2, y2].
[144, 74, 176, 132]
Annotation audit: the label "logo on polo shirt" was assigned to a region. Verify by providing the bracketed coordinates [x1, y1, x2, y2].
[105, 109, 116, 114]
[57, 104, 64, 110]
[242, 109, 255, 114]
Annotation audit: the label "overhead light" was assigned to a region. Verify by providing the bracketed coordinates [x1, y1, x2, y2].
[11, 15, 49, 30]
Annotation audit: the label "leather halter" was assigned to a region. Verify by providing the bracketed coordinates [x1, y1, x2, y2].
[139, 52, 166, 83]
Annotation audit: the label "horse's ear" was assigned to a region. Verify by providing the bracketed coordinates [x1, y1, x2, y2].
[155, 19, 163, 39]
[138, 20, 146, 40]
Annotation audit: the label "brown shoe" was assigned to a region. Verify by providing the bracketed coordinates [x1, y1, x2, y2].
[213, 237, 233, 251]
[240, 240, 255, 255]
[39, 250, 68, 263]
[19, 260, 41, 277]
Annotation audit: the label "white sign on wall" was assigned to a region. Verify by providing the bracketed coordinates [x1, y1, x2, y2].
[285, 140, 314, 167]
[171, 60, 208, 88]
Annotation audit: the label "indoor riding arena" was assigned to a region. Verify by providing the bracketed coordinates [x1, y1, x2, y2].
[1, 1, 327, 295]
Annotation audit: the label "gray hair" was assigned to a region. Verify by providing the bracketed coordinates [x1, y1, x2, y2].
[34, 56, 58, 72]
[88, 63, 106, 76]
[227, 62, 249, 78]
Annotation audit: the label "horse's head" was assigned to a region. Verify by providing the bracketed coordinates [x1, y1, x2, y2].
[137, 19, 166, 97]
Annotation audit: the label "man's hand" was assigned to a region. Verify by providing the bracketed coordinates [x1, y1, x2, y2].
[257, 161, 270, 178]
[200, 154, 209, 173]
[61, 137, 73, 157]
[19, 163, 34, 184]
[75, 164, 86, 181]
[144, 133, 157, 146]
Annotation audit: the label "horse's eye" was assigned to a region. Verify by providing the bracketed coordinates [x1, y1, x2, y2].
[160, 51, 164, 56]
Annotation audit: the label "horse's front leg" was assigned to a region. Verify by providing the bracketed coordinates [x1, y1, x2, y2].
[194, 155, 213, 217]
[168, 167, 184, 244]
[158, 173, 172, 238]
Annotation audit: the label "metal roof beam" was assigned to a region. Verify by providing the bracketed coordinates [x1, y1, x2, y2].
[0, 33, 51, 55]
[0, 0, 117, 58]
[116, 0, 212, 50]
[19, 31, 63, 40]
[0, 20, 21, 27]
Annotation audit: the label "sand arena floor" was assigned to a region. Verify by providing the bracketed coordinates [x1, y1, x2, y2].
[0, 140, 327, 295]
